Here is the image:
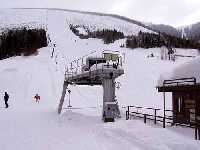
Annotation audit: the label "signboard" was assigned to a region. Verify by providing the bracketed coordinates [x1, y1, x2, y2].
[103, 53, 119, 61]
[185, 99, 195, 109]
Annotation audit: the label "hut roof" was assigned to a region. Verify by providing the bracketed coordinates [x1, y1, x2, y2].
[157, 56, 200, 91]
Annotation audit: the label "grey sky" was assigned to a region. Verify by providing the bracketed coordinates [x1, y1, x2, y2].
[1, 0, 200, 27]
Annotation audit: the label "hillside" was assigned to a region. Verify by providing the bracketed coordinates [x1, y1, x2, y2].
[148, 23, 181, 37]
[178, 22, 200, 41]
[0, 9, 200, 150]
[147, 22, 200, 42]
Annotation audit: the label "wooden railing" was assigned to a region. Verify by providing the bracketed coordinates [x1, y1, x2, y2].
[163, 77, 196, 86]
[125, 105, 200, 140]
[126, 106, 171, 128]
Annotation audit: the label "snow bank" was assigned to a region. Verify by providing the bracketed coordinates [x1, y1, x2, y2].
[158, 55, 200, 86]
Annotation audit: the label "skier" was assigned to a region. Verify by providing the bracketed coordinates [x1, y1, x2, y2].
[34, 94, 40, 103]
[4, 92, 9, 108]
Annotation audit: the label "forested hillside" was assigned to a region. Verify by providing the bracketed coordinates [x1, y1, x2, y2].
[0, 28, 47, 59]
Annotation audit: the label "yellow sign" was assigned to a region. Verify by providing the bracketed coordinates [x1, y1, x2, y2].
[185, 99, 195, 109]
[103, 53, 119, 61]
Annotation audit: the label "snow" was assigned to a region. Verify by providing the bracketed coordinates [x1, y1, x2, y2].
[0, 9, 200, 150]
[63, 10, 155, 36]
[76, 27, 88, 35]
[0, 9, 46, 31]
[158, 55, 200, 86]
[90, 63, 122, 71]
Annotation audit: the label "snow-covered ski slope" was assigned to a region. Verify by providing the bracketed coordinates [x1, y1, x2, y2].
[0, 9, 200, 150]
[0, 8, 154, 35]
[0, 9, 47, 31]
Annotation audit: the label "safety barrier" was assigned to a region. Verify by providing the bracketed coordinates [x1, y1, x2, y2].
[125, 105, 200, 140]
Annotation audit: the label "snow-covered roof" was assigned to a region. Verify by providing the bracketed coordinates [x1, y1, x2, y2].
[158, 56, 200, 86]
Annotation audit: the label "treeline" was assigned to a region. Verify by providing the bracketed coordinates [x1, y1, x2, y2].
[0, 28, 47, 60]
[69, 24, 200, 50]
[126, 32, 163, 49]
[163, 33, 200, 49]
[69, 24, 80, 36]
[126, 31, 200, 49]
[89, 29, 124, 44]
[69, 24, 124, 44]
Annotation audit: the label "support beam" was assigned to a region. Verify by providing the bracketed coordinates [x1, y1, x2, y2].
[102, 78, 115, 106]
[195, 90, 198, 140]
[102, 78, 120, 120]
[163, 91, 166, 128]
[58, 81, 68, 114]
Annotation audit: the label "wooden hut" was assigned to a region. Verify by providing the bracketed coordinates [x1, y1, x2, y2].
[157, 78, 200, 125]
[157, 56, 200, 139]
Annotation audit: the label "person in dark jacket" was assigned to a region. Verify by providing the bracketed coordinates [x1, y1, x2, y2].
[4, 92, 9, 108]
[34, 94, 40, 103]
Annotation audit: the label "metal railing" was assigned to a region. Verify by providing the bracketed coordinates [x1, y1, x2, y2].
[64, 50, 125, 80]
[125, 105, 200, 140]
[163, 77, 196, 86]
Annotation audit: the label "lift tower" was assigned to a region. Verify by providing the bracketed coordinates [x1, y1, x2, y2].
[58, 50, 124, 122]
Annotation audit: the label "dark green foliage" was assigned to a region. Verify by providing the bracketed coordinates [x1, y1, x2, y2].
[0, 28, 47, 60]
[162, 33, 200, 49]
[69, 24, 124, 44]
[90, 29, 124, 44]
[126, 36, 138, 48]
[70, 24, 200, 50]
[69, 24, 80, 36]
[126, 31, 200, 50]
[126, 32, 165, 49]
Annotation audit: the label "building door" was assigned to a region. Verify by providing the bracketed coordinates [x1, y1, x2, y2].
[184, 93, 195, 124]
[173, 92, 189, 124]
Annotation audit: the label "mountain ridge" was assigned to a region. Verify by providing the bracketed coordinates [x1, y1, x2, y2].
[12, 8, 200, 41]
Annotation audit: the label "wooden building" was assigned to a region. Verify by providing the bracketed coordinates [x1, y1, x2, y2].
[157, 78, 200, 125]
[157, 56, 200, 139]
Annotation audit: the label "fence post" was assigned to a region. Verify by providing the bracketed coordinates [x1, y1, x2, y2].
[144, 114, 147, 124]
[126, 111, 128, 120]
[127, 106, 130, 120]
[154, 109, 157, 124]
[163, 117, 165, 128]
[195, 125, 197, 140]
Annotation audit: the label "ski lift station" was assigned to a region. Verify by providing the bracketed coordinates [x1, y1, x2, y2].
[58, 50, 125, 122]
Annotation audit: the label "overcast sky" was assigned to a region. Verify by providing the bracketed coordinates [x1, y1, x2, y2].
[1, 0, 200, 27]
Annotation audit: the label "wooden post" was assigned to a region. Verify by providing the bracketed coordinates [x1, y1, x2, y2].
[195, 90, 198, 140]
[126, 111, 128, 120]
[163, 117, 166, 128]
[144, 114, 147, 123]
[172, 92, 175, 125]
[163, 91, 166, 128]
[154, 109, 157, 124]
[195, 125, 198, 140]
[127, 106, 130, 120]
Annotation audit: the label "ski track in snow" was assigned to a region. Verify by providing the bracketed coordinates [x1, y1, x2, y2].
[0, 9, 200, 150]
